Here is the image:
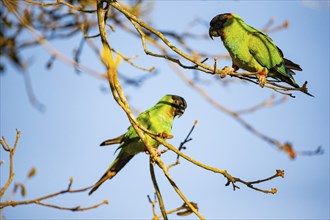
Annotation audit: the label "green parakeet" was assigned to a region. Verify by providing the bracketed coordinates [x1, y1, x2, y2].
[89, 95, 187, 195]
[209, 13, 312, 96]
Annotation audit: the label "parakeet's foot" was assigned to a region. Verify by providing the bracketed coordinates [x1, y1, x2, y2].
[220, 66, 235, 78]
[159, 131, 174, 139]
[257, 72, 267, 88]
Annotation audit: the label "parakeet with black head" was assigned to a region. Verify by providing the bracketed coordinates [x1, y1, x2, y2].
[209, 13, 312, 96]
[89, 95, 187, 195]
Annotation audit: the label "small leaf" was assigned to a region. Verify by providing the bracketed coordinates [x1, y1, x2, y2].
[13, 183, 19, 193]
[13, 183, 26, 197]
[27, 167, 36, 178]
[20, 185, 26, 197]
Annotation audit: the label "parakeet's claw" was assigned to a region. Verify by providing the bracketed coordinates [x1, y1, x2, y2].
[220, 66, 235, 78]
[159, 131, 174, 139]
[257, 72, 267, 88]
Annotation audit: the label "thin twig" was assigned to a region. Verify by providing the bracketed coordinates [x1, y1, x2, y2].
[10, 7, 104, 79]
[168, 120, 198, 170]
[23, 0, 96, 13]
[235, 95, 288, 115]
[0, 131, 106, 211]
[149, 159, 168, 220]
[0, 130, 21, 199]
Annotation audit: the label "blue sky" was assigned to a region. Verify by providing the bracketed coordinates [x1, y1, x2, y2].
[1, 1, 329, 219]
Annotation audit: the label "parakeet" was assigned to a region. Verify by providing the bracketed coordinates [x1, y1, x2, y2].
[209, 13, 312, 96]
[89, 95, 187, 195]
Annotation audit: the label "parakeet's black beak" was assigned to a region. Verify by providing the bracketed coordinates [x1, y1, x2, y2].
[175, 103, 186, 117]
[209, 27, 222, 40]
[209, 28, 214, 40]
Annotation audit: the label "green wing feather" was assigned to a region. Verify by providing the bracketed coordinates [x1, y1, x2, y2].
[238, 19, 300, 88]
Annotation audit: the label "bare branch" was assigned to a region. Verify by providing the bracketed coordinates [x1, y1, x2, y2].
[8, 4, 104, 79]
[0, 130, 21, 199]
[296, 146, 324, 157]
[149, 160, 168, 220]
[0, 131, 106, 211]
[23, 0, 96, 13]
[235, 95, 288, 115]
[0, 179, 107, 211]
[33, 200, 108, 212]
[168, 120, 198, 170]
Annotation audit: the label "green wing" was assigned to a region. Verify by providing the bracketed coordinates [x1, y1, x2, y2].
[247, 28, 283, 70]
[247, 27, 299, 87]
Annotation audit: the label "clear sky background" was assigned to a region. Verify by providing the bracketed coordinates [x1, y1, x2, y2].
[1, 1, 329, 219]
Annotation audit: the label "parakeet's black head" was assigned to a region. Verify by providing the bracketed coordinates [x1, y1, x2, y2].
[171, 95, 187, 117]
[209, 13, 233, 39]
[158, 95, 187, 118]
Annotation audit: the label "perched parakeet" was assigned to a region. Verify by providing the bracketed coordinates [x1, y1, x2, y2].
[89, 95, 187, 195]
[209, 13, 312, 96]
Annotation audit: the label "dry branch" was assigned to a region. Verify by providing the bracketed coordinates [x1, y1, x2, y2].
[0, 131, 107, 211]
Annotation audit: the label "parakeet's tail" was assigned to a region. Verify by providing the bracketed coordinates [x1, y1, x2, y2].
[100, 134, 124, 146]
[271, 68, 314, 97]
[282, 60, 314, 96]
[88, 154, 134, 195]
[275, 71, 300, 88]
[283, 58, 302, 72]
